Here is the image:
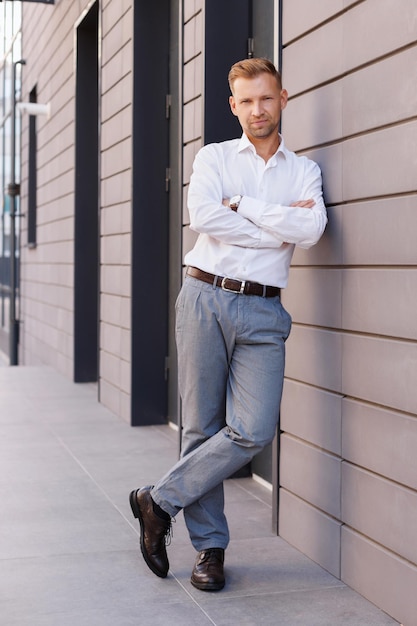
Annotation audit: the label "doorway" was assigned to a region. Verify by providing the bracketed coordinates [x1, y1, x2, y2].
[74, 2, 99, 382]
[131, 1, 171, 425]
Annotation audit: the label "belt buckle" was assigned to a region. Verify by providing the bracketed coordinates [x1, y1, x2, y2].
[221, 277, 245, 294]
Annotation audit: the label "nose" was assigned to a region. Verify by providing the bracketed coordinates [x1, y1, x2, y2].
[252, 100, 264, 117]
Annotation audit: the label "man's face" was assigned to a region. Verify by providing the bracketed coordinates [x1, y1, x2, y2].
[229, 72, 288, 141]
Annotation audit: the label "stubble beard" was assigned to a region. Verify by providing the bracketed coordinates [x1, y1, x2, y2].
[247, 117, 278, 140]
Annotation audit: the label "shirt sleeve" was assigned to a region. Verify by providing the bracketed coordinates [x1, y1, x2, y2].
[237, 159, 328, 249]
[187, 144, 284, 249]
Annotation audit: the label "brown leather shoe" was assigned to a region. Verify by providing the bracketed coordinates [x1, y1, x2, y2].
[190, 548, 225, 591]
[129, 486, 171, 578]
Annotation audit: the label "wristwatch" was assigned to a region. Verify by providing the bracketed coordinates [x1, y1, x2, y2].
[229, 194, 242, 211]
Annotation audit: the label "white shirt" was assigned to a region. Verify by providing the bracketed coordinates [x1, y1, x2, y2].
[185, 133, 327, 288]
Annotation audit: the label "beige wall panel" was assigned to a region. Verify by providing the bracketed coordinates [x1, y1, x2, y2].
[183, 140, 201, 184]
[283, 268, 342, 328]
[101, 75, 133, 122]
[101, 293, 130, 329]
[342, 334, 417, 415]
[342, 462, 417, 565]
[279, 489, 341, 577]
[183, 11, 203, 63]
[36, 216, 73, 245]
[120, 390, 131, 423]
[99, 0, 133, 418]
[101, 351, 121, 389]
[282, 0, 344, 44]
[341, 526, 417, 626]
[284, 0, 417, 96]
[102, 0, 132, 37]
[101, 8, 132, 67]
[342, 196, 417, 266]
[280, 434, 341, 518]
[343, 47, 417, 136]
[47, 75, 75, 116]
[281, 380, 342, 456]
[100, 233, 131, 266]
[37, 112, 74, 160]
[184, 0, 203, 22]
[291, 206, 343, 267]
[342, 269, 417, 340]
[32, 241, 73, 265]
[101, 204, 131, 237]
[343, 0, 417, 71]
[183, 97, 202, 144]
[101, 106, 132, 151]
[300, 145, 343, 207]
[284, 81, 342, 150]
[285, 326, 342, 393]
[343, 122, 417, 201]
[120, 358, 131, 394]
[102, 170, 132, 207]
[101, 138, 132, 179]
[282, 20, 343, 96]
[183, 55, 203, 103]
[120, 328, 131, 362]
[283, 30, 417, 145]
[101, 265, 131, 298]
[25, 263, 72, 289]
[38, 170, 74, 207]
[101, 41, 133, 94]
[342, 399, 417, 491]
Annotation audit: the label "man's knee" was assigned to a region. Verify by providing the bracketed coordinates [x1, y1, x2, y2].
[224, 424, 274, 452]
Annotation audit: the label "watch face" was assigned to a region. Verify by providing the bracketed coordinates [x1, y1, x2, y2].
[230, 195, 241, 206]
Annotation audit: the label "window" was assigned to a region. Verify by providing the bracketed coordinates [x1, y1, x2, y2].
[27, 85, 37, 247]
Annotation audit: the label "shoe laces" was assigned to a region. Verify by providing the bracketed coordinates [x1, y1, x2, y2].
[199, 548, 223, 563]
[165, 517, 175, 546]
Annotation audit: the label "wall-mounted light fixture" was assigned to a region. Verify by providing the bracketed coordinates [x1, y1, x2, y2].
[16, 102, 51, 118]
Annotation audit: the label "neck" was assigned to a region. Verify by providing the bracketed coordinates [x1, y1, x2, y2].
[251, 133, 281, 163]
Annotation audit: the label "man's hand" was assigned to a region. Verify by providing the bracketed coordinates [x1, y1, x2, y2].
[291, 199, 315, 208]
[222, 198, 230, 207]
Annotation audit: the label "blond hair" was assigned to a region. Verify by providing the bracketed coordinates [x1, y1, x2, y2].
[228, 58, 282, 94]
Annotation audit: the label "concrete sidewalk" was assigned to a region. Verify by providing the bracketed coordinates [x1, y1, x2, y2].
[0, 366, 398, 625]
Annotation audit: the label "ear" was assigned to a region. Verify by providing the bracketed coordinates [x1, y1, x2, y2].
[229, 95, 238, 117]
[280, 89, 288, 110]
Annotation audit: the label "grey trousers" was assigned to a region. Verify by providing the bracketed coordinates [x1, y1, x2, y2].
[151, 276, 291, 551]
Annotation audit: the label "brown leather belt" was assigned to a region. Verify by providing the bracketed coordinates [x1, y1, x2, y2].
[186, 267, 281, 298]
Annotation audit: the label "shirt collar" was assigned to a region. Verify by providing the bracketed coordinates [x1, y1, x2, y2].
[238, 133, 288, 162]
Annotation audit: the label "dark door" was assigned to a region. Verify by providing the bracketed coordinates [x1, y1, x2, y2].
[74, 2, 99, 383]
[131, 1, 171, 425]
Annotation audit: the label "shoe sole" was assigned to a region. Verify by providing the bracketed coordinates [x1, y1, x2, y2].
[190, 577, 225, 592]
[129, 489, 168, 578]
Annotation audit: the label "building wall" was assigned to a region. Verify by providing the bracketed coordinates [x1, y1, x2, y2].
[16, 1, 417, 622]
[19, 0, 133, 420]
[20, 1, 81, 375]
[99, 0, 133, 421]
[278, 2, 417, 624]
[182, 0, 203, 259]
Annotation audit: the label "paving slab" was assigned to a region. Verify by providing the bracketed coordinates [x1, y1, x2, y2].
[0, 366, 399, 625]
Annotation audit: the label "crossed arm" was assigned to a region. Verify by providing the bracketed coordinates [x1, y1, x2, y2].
[188, 146, 327, 250]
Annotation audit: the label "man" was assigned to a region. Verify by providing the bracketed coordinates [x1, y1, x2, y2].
[130, 58, 327, 591]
